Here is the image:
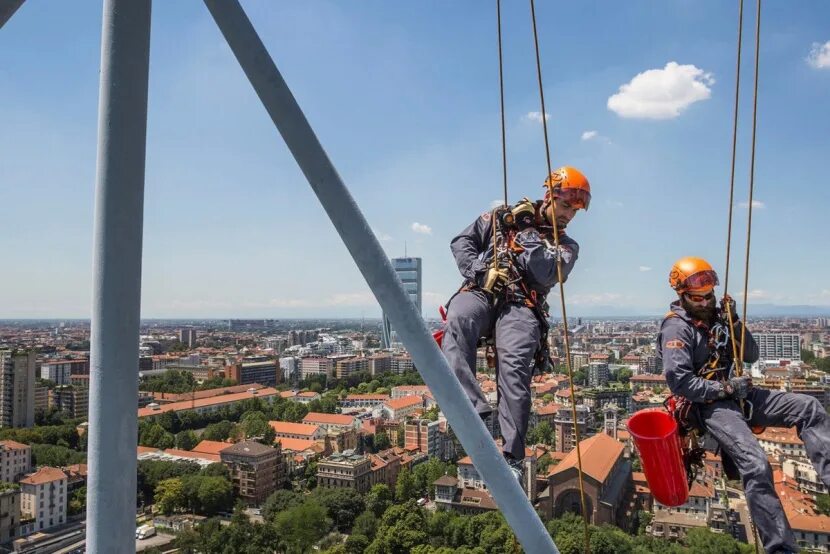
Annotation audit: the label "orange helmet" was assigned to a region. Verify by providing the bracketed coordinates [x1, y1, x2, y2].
[544, 166, 591, 210]
[669, 257, 720, 293]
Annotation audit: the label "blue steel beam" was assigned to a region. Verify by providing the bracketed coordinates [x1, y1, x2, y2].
[0, 0, 25, 30]
[202, 1, 558, 552]
[86, 0, 151, 552]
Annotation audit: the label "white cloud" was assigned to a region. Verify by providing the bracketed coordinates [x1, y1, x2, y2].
[491, 199, 505, 209]
[739, 200, 765, 209]
[607, 62, 714, 119]
[523, 111, 550, 123]
[807, 41, 830, 69]
[737, 289, 770, 301]
[581, 131, 598, 141]
[411, 222, 432, 235]
[639, 266, 652, 272]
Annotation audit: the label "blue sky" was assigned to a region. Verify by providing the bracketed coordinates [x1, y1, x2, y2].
[1, 1, 828, 319]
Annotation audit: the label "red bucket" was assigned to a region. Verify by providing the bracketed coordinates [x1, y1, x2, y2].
[627, 409, 688, 507]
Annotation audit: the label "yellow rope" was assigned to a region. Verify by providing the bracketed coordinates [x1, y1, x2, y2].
[529, 0, 590, 551]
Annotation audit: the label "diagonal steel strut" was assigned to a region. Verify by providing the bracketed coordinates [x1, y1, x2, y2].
[203, 1, 558, 552]
[0, 0, 26, 30]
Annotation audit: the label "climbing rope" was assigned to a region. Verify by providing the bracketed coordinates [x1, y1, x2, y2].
[497, 0, 508, 208]
[722, 0, 744, 373]
[720, 1, 763, 551]
[529, 0, 591, 551]
[739, 0, 762, 366]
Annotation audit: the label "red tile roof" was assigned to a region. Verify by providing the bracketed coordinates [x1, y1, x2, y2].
[537, 402, 563, 416]
[302, 412, 355, 426]
[757, 426, 803, 445]
[163, 449, 221, 464]
[137, 387, 279, 418]
[192, 440, 232, 455]
[550, 434, 625, 483]
[630, 374, 667, 383]
[20, 467, 67, 485]
[384, 396, 424, 410]
[276, 437, 319, 452]
[0, 440, 29, 451]
[269, 421, 320, 437]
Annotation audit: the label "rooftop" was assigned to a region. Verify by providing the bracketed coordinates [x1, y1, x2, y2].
[269, 421, 320, 436]
[550, 433, 625, 483]
[302, 412, 355, 426]
[137, 387, 279, 418]
[20, 467, 67, 486]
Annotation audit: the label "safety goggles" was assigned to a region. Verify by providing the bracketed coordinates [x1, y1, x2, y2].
[550, 187, 591, 211]
[684, 291, 715, 303]
[678, 270, 719, 293]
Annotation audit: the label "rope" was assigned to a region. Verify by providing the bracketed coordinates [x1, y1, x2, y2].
[529, 0, 590, 551]
[740, 0, 762, 366]
[723, 0, 744, 374]
[722, 1, 763, 550]
[497, 0, 508, 207]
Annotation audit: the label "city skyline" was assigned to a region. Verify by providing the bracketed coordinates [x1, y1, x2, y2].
[2, 1, 829, 319]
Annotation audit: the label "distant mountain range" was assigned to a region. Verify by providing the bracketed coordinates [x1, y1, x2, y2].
[3, 304, 830, 323]
[564, 303, 830, 319]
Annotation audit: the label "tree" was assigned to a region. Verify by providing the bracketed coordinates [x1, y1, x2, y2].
[175, 430, 198, 451]
[345, 534, 370, 554]
[31, 444, 86, 467]
[527, 421, 555, 447]
[413, 457, 455, 499]
[201, 420, 234, 441]
[197, 476, 233, 515]
[374, 431, 391, 452]
[365, 500, 428, 553]
[68, 486, 86, 516]
[263, 489, 303, 521]
[366, 484, 393, 518]
[817, 493, 830, 515]
[395, 467, 418, 502]
[635, 510, 652, 535]
[616, 368, 633, 384]
[352, 510, 379, 540]
[155, 478, 185, 515]
[140, 423, 174, 449]
[685, 527, 752, 553]
[311, 487, 366, 533]
[275, 500, 330, 554]
[423, 406, 440, 422]
[305, 460, 318, 489]
[200, 463, 229, 479]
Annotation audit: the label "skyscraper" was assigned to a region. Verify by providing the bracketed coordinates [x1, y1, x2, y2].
[0, 350, 35, 428]
[382, 257, 422, 349]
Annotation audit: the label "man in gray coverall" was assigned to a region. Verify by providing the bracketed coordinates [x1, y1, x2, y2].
[659, 256, 830, 554]
[441, 166, 591, 480]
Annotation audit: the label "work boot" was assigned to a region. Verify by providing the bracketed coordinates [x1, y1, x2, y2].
[504, 455, 524, 486]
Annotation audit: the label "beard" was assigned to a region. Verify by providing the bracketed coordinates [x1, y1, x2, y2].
[681, 296, 717, 323]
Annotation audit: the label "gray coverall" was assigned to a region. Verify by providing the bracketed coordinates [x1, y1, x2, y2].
[659, 301, 830, 553]
[442, 209, 578, 460]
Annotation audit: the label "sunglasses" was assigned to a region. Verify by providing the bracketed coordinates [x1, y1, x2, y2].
[684, 292, 715, 303]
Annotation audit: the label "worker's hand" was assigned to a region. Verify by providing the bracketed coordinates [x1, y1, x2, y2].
[511, 198, 536, 230]
[726, 375, 753, 400]
[720, 294, 738, 320]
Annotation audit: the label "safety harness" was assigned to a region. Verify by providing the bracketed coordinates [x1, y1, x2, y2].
[663, 309, 752, 485]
